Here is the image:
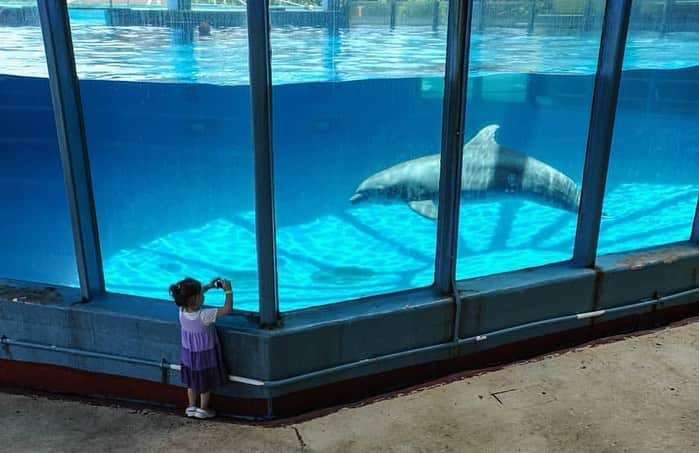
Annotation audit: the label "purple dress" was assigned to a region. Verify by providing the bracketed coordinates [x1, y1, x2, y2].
[179, 308, 228, 393]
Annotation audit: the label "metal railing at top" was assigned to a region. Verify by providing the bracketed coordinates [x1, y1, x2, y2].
[2, 1, 693, 34]
[341, 0, 699, 34]
[58, 0, 321, 8]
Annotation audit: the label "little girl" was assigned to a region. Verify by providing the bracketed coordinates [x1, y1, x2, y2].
[169, 276, 233, 419]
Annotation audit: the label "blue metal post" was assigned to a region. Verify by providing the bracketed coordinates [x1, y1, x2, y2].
[582, 0, 593, 32]
[432, 0, 440, 32]
[477, 0, 485, 32]
[434, 0, 474, 293]
[660, 0, 674, 34]
[37, 0, 104, 300]
[246, 0, 280, 325]
[166, 0, 191, 10]
[691, 195, 699, 242]
[572, 0, 633, 268]
[528, 0, 536, 34]
[167, 0, 193, 44]
[339, 0, 350, 28]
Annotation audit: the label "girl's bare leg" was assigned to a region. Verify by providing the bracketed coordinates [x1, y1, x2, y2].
[187, 388, 197, 407]
[200, 392, 211, 410]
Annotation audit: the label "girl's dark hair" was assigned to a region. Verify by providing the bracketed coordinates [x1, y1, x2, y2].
[169, 277, 202, 308]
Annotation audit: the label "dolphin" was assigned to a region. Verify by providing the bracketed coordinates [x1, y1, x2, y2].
[349, 125, 581, 220]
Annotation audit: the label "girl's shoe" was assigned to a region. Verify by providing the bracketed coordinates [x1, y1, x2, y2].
[185, 406, 198, 417]
[194, 407, 216, 419]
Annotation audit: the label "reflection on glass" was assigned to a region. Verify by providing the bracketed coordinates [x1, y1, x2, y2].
[64, 2, 258, 309]
[456, 1, 608, 280]
[270, 1, 449, 310]
[599, 13, 699, 254]
[0, 2, 77, 285]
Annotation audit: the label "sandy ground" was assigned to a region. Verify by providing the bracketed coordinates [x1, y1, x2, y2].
[2, 320, 698, 453]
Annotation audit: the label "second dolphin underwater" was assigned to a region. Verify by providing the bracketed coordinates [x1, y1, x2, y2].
[350, 125, 582, 220]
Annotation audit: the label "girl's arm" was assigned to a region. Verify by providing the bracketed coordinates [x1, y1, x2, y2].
[216, 279, 233, 319]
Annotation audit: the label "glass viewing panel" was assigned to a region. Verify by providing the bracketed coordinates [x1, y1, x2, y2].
[66, 2, 258, 309]
[0, 0, 78, 285]
[456, 0, 608, 279]
[270, 0, 450, 310]
[599, 2, 699, 254]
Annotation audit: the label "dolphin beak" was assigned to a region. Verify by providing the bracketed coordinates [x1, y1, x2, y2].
[349, 193, 365, 204]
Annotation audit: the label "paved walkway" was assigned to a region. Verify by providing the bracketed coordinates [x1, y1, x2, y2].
[2, 320, 698, 452]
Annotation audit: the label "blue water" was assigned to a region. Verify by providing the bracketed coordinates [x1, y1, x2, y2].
[2, 22, 699, 83]
[1, 21, 698, 312]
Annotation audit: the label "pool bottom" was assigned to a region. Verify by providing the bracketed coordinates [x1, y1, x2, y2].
[102, 181, 698, 311]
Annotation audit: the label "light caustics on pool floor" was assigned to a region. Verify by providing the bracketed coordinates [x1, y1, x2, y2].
[103, 182, 699, 311]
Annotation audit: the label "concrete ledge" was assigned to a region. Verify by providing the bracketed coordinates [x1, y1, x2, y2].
[266, 287, 452, 381]
[3, 301, 698, 419]
[458, 262, 597, 337]
[595, 243, 699, 309]
[1, 242, 698, 418]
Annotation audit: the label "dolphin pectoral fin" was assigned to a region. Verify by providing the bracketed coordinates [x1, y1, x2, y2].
[408, 200, 438, 220]
[465, 124, 500, 148]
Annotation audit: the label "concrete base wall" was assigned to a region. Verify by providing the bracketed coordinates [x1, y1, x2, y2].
[2, 242, 698, 418]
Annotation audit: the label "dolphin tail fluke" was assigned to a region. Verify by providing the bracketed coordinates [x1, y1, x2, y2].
[408, 200, 438, 220]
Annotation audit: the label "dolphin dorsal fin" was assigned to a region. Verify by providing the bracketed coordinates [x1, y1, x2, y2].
[465, 124, 500, 148]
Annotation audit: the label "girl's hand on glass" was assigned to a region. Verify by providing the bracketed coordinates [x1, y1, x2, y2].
[222, 279, 232, 292]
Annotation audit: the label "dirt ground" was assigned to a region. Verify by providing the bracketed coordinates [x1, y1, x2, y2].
[2, 320, 698, 453]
